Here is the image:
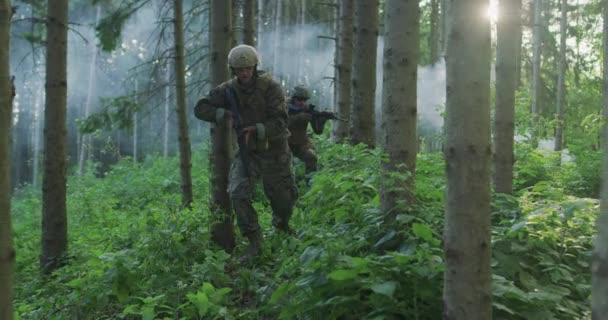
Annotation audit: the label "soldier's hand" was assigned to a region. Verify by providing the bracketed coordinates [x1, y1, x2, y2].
[224, 110, 234, 126]
[241, 126, 256, 145]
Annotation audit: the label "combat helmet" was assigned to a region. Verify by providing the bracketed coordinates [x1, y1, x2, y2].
[228, 45, 261, 68]
[292, 85, 311, 100]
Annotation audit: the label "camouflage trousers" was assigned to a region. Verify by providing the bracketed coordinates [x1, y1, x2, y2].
[289, 140, 317, 174]
[228, 141, 298, 236]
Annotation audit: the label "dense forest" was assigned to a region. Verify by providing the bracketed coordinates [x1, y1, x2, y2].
[1, 0, 607, 319]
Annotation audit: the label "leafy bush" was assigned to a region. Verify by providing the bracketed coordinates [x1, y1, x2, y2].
[11, 138, 596, 319]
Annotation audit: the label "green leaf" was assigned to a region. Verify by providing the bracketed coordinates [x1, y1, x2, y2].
[270, 282, 290, 304]
[328, 269, 358, 281]
[412, 223, 433, 242]
[142, 306, 155, 320]
[370, 281, 397, 298]
[493, 302, 516, 315]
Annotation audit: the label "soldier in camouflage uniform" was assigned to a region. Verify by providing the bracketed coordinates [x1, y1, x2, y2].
[194, 45, 298, 261]
[287, 85, 329, 174]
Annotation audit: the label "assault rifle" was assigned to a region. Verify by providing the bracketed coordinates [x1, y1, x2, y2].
[224, 87, 250, 177]
[288, 104, 346, 122]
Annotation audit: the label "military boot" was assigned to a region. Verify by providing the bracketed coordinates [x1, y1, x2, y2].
[240, 230, 263, 263]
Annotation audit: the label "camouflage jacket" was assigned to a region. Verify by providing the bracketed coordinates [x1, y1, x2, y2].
[287, 98, 313, 145]
[194, 71, 289, 152]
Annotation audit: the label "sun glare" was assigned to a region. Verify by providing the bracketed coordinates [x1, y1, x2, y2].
[487, 0, 499, 23]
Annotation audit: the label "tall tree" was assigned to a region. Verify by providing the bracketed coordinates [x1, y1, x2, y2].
[174, 0, 193, 207]
[440, 0, 449, 56]
[0, 1, 14, 317]
[443, 0, 492, 318]
[243, 0, 256, 46]
[530, 0, 542, 145]
[332, 0, 353, 142]
[209, 0, 235, 251]
[593, 0, 608, 316]
[41, 0, 69, 274]
[554, 0, 567, 151]
[380, 0, 419, 216]
[493, 0, 522, 195]
[78, 5, 102, 176]
[350, 0, 378, 147]
[429, 0, 440, 64]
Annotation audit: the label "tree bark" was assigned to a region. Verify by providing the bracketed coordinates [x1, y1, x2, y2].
[41, 0, 69, 274]
[380, 0, 419, 217]
[332, 0, 353, 143]
[78, 5, 101, 176]
[493, 0, 522, 195]
[164, 63, 171, 157]
[209, 0, 235, 251]
[443, 0, 492, 318]
[0, 1, 14, 318]
[530, 0, 542, 145]
[174, 0, 194, 208]
[243, 0, 256, 46]
[429, 0, 439, 64]
[350, 0, 378, 147]
[592, 0, 608, 317]
[554, 0, 567, 152]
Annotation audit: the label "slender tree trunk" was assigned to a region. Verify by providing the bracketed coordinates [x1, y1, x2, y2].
[243, 0, 256, 46]
[271, 0, 282, 74]
[380, 0, 419, 217]
[555, 0, 567, 152]
[429, 0, 439, 64]
[493, 0, 522, 194]
[33, 86, 43, 187]
[295, 0, 306, 84]
[78, 5, 101, 176]
[232, 0, 240, 47]
[164, 63, 171, 157]
[174, 0, 194, 207]
[257, 0, 265, 49]
[133, 80, 138, 162]
[443, 0, 492, 318]
[350, 0, 378, 147]
[209, 0, 235, 251]
[440, 0, 449, 57]
[41, 0, 69, 274]
[332, 0, 354, 142]
[593, 1, 608, 317]
[531, 0, 542, 145]
[0, 1, 14, 318]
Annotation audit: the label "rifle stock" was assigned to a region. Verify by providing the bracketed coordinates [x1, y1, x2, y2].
[224, 87, 250, 177]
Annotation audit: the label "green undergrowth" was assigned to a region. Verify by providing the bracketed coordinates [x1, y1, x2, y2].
[11, 139, 596, 319]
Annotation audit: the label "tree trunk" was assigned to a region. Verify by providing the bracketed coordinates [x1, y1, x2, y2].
[78, 5, 101, 176]
[209, 0, 235, 251]
[429, 0, 439, 64]
[0, 1, 14, 318]
[440, 0, 449, 57]
[554, 0, 567, 152]
[41, 0, 69, 274]
[332, 0, 354, 142]
[174, 0, 193, 208]
[593, 0, 608, 316]
[33, 85, 43, 187]
[133, 80, 138, 162]
[232, 0, 240, 47]
[350, 0, 378, 147]
[271, 0, 282, 75]
[243, 0, 256, 46]
[164, 63, 171, 157]
[530, 0, 542, 145]
[493, 0, 522, 195]
[443, 0, 492, 318]
[380, 0, 419, 217]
